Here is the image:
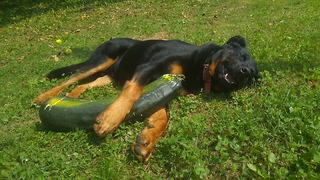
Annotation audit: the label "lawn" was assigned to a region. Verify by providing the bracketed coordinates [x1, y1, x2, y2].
[0, 0, 319, 179]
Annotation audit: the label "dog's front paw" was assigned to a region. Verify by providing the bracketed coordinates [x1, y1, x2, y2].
[132, 134, 155, 162]
[93, 112, 120, 138]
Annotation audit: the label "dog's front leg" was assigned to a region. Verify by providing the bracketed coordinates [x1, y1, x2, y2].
[132, 107, 169, 162]
[93, 78, 144, 137]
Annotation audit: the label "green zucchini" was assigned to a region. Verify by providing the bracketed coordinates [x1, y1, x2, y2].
[39, 74, 184, 131]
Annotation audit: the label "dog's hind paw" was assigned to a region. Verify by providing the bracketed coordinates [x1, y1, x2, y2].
[33, 95, 48, 105]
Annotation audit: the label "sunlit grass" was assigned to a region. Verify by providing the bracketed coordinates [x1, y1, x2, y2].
[0, 0, 319, 179]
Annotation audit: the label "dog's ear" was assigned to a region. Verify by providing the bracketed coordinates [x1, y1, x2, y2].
[226, 36, 247, 48]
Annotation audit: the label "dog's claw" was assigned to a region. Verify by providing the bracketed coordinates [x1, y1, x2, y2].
[133, 144, 142, 155]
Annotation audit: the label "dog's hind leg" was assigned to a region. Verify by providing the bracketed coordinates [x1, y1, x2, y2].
[33, 58, 115, 104]
[46, 62, 87, 80]
[132, 107, 169, 162]
[66, 75, 112, 98]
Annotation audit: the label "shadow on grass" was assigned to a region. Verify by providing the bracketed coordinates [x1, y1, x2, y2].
[68, 46, 97, 60]
[257, 59, 319, 74]
[0, 0, 124, 27]
[35, 121, 105, 145]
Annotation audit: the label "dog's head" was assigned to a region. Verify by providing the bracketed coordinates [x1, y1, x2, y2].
[207, 36, 261, 92]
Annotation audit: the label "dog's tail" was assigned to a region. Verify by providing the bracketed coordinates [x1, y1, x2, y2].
[46, 62, 87, 79]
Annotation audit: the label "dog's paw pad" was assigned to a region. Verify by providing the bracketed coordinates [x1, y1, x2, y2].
[132, 135, 153, 162]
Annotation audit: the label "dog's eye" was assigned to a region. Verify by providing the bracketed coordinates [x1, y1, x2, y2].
[239, 52, 246, 61]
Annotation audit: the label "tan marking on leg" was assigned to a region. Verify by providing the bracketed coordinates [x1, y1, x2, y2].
[169, 63, 183, 74]
[132, 108, 168, 162]
[67, 75, 112, 98]
[93, 79, 144, 137]
[208, 58, 221, 76]
[33, 58, 115, 104]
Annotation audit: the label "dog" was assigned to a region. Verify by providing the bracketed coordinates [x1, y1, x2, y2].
[34, 36, 261, 162]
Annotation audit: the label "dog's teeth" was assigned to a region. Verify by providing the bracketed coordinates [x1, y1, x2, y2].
[224, 73, 230, 83]
[224, 73, 235, 84]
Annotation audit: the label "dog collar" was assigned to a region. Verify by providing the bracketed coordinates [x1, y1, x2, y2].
[203, 64, 211, 94]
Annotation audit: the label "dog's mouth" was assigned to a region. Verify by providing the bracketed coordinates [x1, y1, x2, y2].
[212, 61, 256, 92]
[220, 64, 236, 85]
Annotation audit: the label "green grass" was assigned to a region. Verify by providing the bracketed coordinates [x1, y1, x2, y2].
[0, 0, 319, 179]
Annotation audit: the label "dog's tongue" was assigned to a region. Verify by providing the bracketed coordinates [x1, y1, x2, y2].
[224, 73, 236, 84]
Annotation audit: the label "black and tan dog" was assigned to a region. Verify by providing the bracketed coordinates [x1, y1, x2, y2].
[34, 36, 261, 161]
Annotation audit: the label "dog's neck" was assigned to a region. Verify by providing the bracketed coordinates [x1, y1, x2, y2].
[194, 43, 221, 94]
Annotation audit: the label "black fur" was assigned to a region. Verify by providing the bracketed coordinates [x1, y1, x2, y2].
[48, 36, 261, 94]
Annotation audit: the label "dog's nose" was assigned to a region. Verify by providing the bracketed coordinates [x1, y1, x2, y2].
[240, 67, 251, 75]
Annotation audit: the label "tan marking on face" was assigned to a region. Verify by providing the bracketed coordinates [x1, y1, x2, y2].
[208, 58, 221, 76]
